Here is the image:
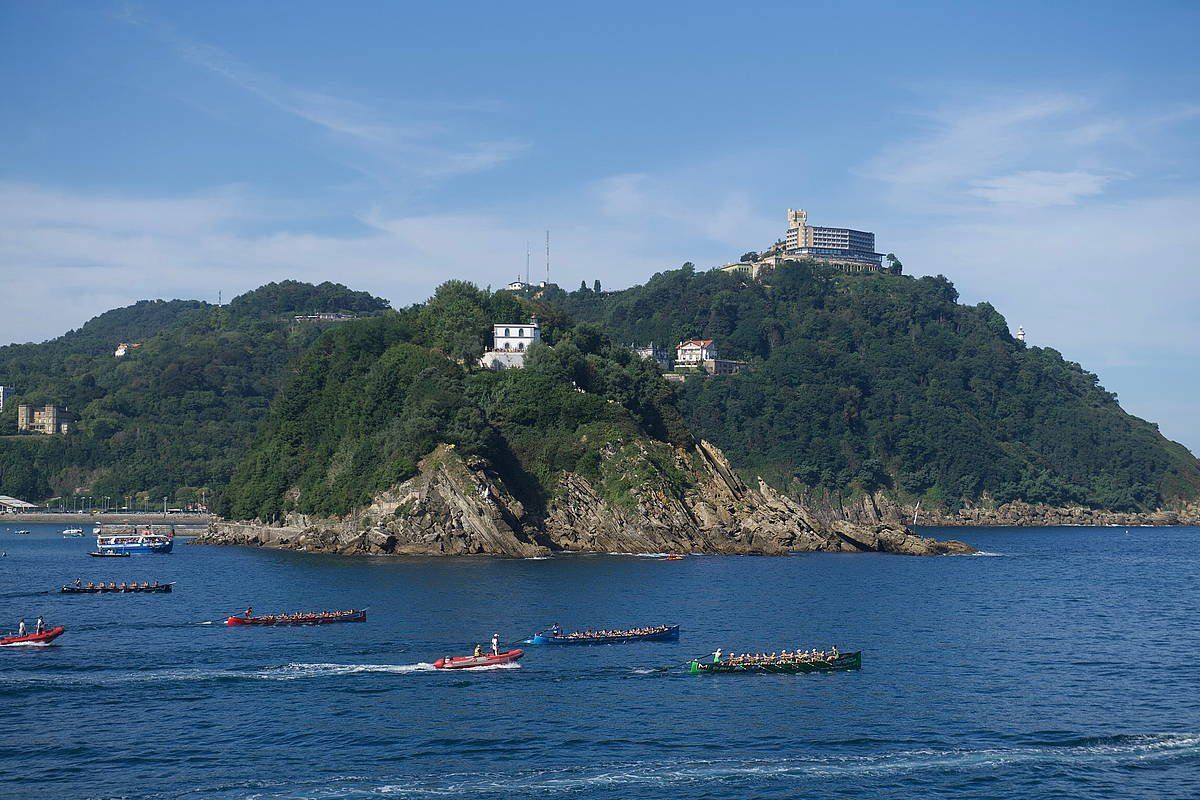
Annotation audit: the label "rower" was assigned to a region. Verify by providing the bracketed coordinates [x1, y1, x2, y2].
[474, 644, 483, 658]
[551, 622, 562, 637]
[491, 633, 500, 656]
[245, 606, 253, 618]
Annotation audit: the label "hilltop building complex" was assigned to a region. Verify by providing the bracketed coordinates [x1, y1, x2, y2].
[720, 208, 888, 278]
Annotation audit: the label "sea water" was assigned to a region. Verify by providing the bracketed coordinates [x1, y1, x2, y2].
[0, 523, 1197, 798]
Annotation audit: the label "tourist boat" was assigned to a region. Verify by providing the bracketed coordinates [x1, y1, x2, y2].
[225, 609, 367, 626]
[62, 527, 85, 537]
[433, 649, 524, 669]
[87, 551, 131, 558]
[689, 651, 862, 674]
[61, 582, 174, 594]
[95, 526, 173, 555]
[1, 626, 66, 646]
[527, 624, 680, 645]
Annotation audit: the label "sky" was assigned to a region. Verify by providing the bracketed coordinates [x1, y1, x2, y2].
[1, 1, 1198, 453]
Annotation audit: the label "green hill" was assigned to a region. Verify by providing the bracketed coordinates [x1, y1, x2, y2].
[552, 261, 1200, 512]
[0, 282, 387, 504]
[224, 281, 689, 521]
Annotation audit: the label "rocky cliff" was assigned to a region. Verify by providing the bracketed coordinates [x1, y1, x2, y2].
[795, 489, 1200, 528]
[200, 441, 973, 557]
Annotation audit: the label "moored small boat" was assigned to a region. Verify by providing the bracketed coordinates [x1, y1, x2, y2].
[689, 651, 862, 674]
[62, 528, 85, 538]
[87, 551, 131, 558]
[433, 649, 524, 669]
[61, 582, 174, 594]
[664, 553, 685, 560]
[1, 626, 66, 646]
[225, 609, 366, 626]
[528, 624, 680, 645]
[14, 530, 30, 535]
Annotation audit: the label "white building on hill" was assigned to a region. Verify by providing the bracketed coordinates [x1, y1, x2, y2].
[480, 317, 542, 370]
[676, 339, 717, 365]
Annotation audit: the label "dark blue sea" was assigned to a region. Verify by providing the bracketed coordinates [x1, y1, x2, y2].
[1, 523, 1197, 799]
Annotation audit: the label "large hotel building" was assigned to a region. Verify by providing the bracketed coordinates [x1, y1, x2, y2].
[781, 208, 883, 273]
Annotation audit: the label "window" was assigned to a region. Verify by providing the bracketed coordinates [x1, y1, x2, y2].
[505, 328, 510, 337]
[518, 328, 525, 337]
[518, 342, 525, 351]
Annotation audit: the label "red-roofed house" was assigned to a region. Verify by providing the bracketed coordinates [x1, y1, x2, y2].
[676, 339, 717, 365]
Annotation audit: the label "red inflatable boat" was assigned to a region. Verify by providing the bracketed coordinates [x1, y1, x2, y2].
[1, 626, 66, 646]
[433, 649, 524, 669]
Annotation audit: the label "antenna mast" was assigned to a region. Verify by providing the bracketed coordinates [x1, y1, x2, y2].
[525, 243, 530, 284]
[545, 229, 550, 284]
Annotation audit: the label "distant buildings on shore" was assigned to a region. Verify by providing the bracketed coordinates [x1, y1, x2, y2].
[17, 404, 70, 435]
[0, 385, 12, 412]
[720, 207, 890, 279]
[480, 317, 542, 370]
[114, 342, 141, 357]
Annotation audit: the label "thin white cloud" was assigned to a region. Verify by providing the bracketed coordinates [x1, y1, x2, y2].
[969, 170, 1113, 207]
[115, 6, 527, 181]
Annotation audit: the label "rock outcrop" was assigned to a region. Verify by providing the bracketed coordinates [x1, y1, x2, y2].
[795, 488, 1200, 529]
[200, 441, 973, 557]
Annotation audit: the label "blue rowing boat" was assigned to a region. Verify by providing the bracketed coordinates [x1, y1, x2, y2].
[527, 624, 679, 645]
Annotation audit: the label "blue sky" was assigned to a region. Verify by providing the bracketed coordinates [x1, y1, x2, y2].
[2, 1, 1198, 453]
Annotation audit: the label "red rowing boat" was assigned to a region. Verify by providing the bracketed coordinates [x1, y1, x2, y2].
[433, 649, 524, 669]
[225, 610, 366, 626]
[1, 626, 66, 646]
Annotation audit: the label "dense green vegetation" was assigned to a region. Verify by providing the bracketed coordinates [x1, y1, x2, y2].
[554, 261, 1200, 511]
[0, 283, 387, 505]
[5, 265, 1197, 518]
[225, 281, 690, 521]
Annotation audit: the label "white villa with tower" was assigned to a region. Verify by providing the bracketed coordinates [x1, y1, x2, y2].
[479, 316, 541, 370]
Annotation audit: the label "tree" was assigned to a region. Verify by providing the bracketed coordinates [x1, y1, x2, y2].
[885, 253, 903, 275]
[579, 280, 589, 292]
[740, 252, 759, 263]
[593, 280, 602, 294]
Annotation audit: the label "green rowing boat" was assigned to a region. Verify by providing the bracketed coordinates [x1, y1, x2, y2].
[689, 651, 862, 674]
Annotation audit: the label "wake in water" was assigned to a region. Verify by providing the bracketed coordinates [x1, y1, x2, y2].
[296, 733, 1200, 797]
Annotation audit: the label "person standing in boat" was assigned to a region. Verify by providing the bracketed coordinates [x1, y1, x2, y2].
[244, 606, 253, 618]
[712, 648, 723, 664]
[17, 618, 26, 637]
[35, 616, 44, 634]
[491, 633, 500, 656]
[550, 623, 562, 638]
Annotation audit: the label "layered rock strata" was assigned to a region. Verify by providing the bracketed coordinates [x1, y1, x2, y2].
[200, 441, 973, 557]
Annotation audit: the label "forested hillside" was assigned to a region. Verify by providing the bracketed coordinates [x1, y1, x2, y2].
[554, 261, 1200, 512]
[225, 281, 689, 521]
[0, 281, 387, 504]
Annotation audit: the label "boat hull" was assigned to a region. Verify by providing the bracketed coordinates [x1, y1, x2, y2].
[529, 625, 680, 645]
[62, 583, 174, 594]
[1, 626, 66, 646]
[690, 651, 862, 674]
[433, 649, 524, 669]
[87, 551, 131, 558]
[225, 610, 366, 626]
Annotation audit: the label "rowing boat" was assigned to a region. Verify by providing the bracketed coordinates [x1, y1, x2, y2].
[528, 624, 680, 645]
[433, 649, 523, 669]
[87, 551, 131, 558]
[1, 626, 66, 646]
[62, 582, 174, 594]
[689, 651, 862, 674]
[225, 609, 366, 626]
